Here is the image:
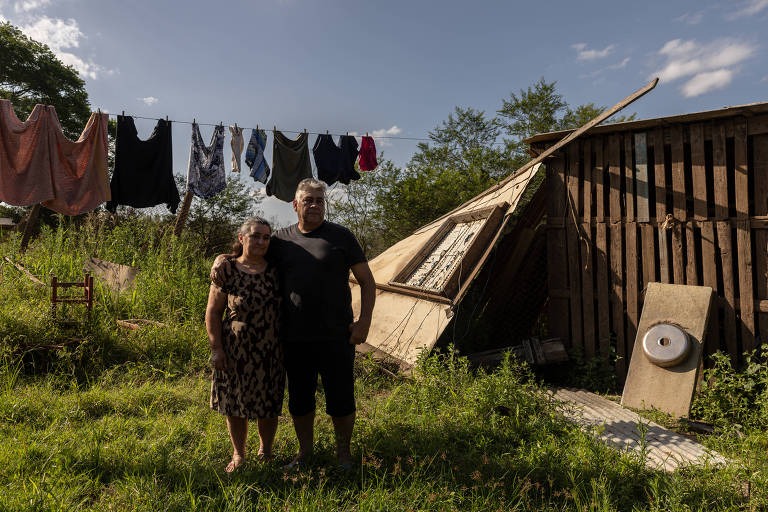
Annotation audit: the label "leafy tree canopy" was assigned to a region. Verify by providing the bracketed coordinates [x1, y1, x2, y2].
[0, 21, 91, 139]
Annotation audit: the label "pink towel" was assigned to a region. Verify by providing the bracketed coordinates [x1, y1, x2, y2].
[0, 99, 110, 215]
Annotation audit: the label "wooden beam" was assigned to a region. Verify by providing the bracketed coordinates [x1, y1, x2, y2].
[635, 133, 650, 223]
[20, 204, 41, 253]
[690, 123, 707, 220]
[3, 256, 45, 286]
[712, 122, 728, 220]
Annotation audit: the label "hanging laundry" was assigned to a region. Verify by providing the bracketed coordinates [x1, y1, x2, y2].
[0, 99, 56, 206]
[229, 125, 244, 173]
[245, 128, 271, 184]
[41, 109, 110, 215]
[359, 135, 378, 171]
[312, 134, 360, 186]
[338, 135, 360, 185]
[267, 131, 312, 202]
[187, 122, 226, 199]
[312, 134, 343, 185]
[107, 116, 180, 214]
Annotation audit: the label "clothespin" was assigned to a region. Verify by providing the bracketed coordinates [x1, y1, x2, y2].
[346, 131, 349, 137]
[273, 125, 276, 133]
[122, 110, 125, 117]
[234, 122, 238, 130]
[193, 118, 196, 124]
[366, 132, 369, 137]
[97, 108, 101, 114]
[326, 130, 329, 135]
[304, 128, 307, 134]
[165, 115, 169, 122]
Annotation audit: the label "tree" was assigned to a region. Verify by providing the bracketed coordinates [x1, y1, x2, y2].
[326, 159, 397, 257]
[0, 22, 91, 139]
[185, 175, 264, 254]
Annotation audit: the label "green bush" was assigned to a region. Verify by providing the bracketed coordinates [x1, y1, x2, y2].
[691, 347, 768, 430]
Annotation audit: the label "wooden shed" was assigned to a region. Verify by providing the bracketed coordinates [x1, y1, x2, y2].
[527, 101, 768, 382]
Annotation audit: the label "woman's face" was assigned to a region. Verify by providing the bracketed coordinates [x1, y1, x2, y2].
[239, 223, 271, 259]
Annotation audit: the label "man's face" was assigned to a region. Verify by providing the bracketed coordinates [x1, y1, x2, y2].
[293, 188, 326, 225]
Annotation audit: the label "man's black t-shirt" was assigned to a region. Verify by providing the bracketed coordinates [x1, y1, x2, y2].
[270, 221, 366, 343]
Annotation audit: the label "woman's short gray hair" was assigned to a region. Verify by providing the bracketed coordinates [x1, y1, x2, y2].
[238, 216, 272, 236]
[294, 178, 327, 200]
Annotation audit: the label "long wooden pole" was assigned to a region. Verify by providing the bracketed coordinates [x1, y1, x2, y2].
[173, 190, 194, 236]
[19, 204, 41, 252]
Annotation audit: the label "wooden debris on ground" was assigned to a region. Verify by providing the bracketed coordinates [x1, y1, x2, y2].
[554, 387, 727, 472]
[84, 257, 138, 292]
[3, 256, 45, 286]
[468, 337, 568, 366]
[117, 319, 166, 330]
[16, 338, 83, 351]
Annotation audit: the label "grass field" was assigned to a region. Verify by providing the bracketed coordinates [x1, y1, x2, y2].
[1, 216, 767, 511]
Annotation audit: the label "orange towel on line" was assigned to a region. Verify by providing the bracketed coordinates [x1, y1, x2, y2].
[0, 99, 110, 215]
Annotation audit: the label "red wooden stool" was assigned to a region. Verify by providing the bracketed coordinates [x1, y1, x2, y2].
[51, 272, 94, 320]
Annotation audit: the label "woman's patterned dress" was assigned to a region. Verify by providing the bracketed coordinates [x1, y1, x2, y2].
[209, 257, 284, 418]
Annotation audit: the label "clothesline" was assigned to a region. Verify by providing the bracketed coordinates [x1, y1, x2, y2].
[102, 111, 511, 146]
[102, 111, 432, 142]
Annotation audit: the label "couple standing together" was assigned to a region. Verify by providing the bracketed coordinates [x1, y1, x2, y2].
[205, 178, 376, 472]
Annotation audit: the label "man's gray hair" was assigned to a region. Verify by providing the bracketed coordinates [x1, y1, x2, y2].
[295, 178, 327, 200]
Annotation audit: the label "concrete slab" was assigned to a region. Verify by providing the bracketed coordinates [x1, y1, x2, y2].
[621, 282, 714, 418]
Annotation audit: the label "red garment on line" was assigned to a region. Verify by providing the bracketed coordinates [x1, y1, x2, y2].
[0, 99, 110, 215]
[358, 135, 377, 171]
[0, 100, 56, 206]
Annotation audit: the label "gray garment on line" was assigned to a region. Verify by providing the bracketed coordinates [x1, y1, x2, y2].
[187, 122, 226, 199]
[266, 130, 312, 202]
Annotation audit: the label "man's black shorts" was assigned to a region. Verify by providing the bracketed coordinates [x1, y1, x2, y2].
[283, 341, 356, 417]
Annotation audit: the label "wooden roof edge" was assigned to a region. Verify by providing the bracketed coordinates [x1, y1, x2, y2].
[524, 100, 768, 145]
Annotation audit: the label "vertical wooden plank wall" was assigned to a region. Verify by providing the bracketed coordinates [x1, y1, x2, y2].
[546, 114, 766, 379]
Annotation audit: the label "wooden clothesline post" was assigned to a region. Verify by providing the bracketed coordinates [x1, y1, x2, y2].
[19, 204, 41, 253]
[173, 189, 194, 236]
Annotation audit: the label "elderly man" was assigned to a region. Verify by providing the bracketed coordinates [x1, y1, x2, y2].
[270, 178, 376, 469]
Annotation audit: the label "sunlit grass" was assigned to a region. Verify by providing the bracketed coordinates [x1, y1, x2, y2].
[0, 215, 766, 510]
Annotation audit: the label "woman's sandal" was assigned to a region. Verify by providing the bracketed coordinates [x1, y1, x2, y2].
[282, 458, 306, 472]
[225, 455, 245, 473]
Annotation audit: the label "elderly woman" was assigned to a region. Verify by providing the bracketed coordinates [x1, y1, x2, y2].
[206, 217, 284, 472]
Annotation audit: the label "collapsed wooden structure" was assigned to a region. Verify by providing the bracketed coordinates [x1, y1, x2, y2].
[529, 101, 768, 381]
[353, 80, 658, 367]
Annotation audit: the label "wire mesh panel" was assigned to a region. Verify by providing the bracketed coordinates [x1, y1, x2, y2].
[402, 218, 486, 292]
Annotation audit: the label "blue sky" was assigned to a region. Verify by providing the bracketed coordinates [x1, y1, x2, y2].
[2, 0, 767, 223]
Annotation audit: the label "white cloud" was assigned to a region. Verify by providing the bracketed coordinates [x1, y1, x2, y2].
[139, 96, 159, 106]
[571, 42, 615, 60]
[761, 75, 768, 82]
[18, 16, 113, 79]
[726, 0, 768, 19]
[609, 57, 630, 70]
[14, 0, 50, 12]
[371, 125, 401, 147]
[681, 69, 734, 97]
[673, 11, 703, 24]
[580, 57, 631, 79]
[21, 16, 80, 50]
[651, 38, 756, 97]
